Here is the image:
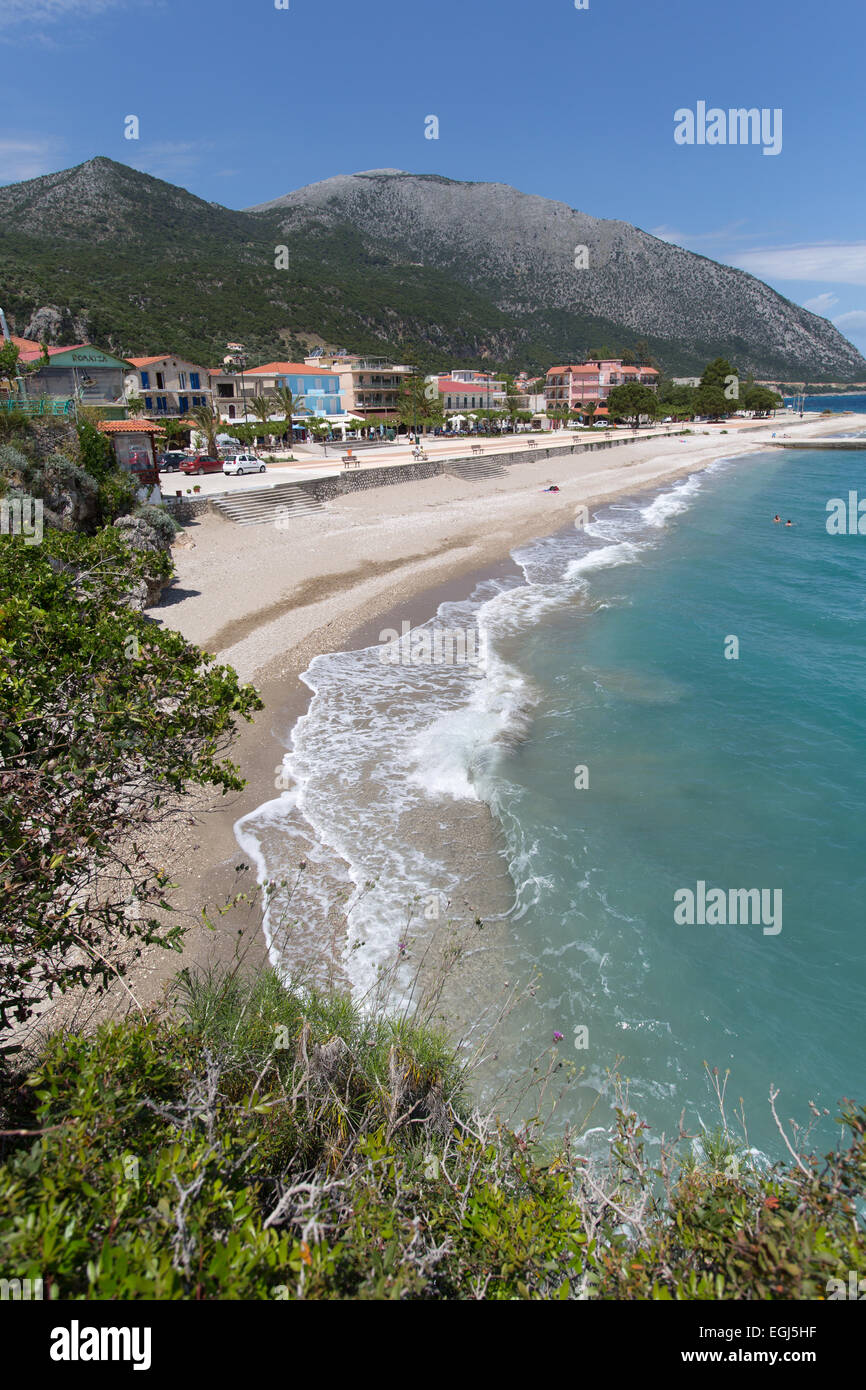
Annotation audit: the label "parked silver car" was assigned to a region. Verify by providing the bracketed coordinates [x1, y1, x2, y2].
[223, 454, 266, 476]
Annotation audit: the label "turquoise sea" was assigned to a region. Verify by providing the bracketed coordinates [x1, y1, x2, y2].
[784, 393, 866, 414]
[478, 445, 866, 1156]
[240, 436, 866, 1159]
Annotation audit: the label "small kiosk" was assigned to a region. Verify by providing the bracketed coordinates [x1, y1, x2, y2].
[97, 419, 165, 502]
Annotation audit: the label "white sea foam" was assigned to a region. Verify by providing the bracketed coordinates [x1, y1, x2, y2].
[235, 470, 711, 995]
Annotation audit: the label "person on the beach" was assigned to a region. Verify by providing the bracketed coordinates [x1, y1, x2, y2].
[544, 485, 560, 492]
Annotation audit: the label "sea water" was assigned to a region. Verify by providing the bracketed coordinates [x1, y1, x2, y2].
[238, 440, 866, 1157]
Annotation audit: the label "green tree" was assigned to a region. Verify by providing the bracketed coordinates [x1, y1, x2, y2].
[606, 382, 659, 428]
[248, 393, 275, 444]
[272, 385, 305, 445]
[191, 404, 220, 455]
[0, 339, 49, 395]
[744, 384, 782, 416]
[160, 418, 188, 448]
[696, 383, 731, 420]
[399, 374, 443, 434]
[0, 528, 262, 1032]
[699, 357, 739, 413]
[502, 374, 522, 430]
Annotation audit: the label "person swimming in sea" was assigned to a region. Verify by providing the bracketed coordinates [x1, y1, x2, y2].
[785, 519, 794, 527]
[773, 514, 781, 523]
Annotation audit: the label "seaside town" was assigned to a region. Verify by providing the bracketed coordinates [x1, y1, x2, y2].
[4, 0, 866, 1332]
[0, 320, 810, 511]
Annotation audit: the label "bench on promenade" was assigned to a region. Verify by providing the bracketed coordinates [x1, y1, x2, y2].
[526, 439, 537, 449]
[471, 444, 484, 455]
[341, 454, 361, 468]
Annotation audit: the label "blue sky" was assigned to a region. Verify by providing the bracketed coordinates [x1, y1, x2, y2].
[2, 0, 865, 357]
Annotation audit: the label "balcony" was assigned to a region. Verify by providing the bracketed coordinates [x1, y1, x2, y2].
[0, 397, 74, 416]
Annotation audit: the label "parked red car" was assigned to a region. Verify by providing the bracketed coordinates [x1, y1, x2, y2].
[180, 455, 223, 476]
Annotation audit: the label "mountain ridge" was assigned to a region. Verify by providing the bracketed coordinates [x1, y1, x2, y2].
[0, 156, 860, 380]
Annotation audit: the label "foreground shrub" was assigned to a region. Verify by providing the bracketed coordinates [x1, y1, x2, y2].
[0, 532, 261, 1033]
[0, 969, 863, 1300]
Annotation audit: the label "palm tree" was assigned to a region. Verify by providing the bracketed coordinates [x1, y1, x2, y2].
[191, 404, 220, 456]
[248, 393, 275, 447]
[161, 417, 188, 448]
[272, 385, 305, 447]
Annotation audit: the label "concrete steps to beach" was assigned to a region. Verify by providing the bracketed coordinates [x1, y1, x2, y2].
[211, 480, 324, 526]
[445, 456, 509, 481]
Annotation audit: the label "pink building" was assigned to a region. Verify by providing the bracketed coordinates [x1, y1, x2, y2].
[545, 360, 659, 415]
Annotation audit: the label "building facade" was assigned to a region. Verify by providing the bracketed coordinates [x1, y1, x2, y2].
[304, 354, 414, 418]
[9, 339, 130, 417]
[435, 371, 507, 412]
[210, 362, 344, 422]
[125, 356, 211, 418]
[545, 360, 659, 413]
[245, 362, 343, 418]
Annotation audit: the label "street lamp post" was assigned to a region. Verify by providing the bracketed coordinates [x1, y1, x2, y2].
[225, 341, 249, 438]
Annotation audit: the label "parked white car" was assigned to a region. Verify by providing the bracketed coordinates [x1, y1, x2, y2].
[223, 454, 266, 476]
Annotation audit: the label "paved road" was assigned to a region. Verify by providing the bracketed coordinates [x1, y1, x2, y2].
[160, 416, 812, 500]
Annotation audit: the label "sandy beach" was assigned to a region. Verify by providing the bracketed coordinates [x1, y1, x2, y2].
[53, 412, 859, 1025]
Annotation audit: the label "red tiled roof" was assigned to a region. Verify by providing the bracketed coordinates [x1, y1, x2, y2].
[5, 334, 36, 355]
[11, 338, 131, 365]
[246, 361, 337, 375]
[15, 340, 90, 361]
[97, 419, 166, 434]
[127, 356, 168, 368]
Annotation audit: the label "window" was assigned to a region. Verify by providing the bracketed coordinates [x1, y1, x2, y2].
[140, 371, 151, 389]
[177, 372, 187, 390]
[192, 394, 205, 407]
[178, 395, 189, 414]
[190, 373, 200, 390]
[155, 372, 165, 390]
[217, 384, 234, 398]
[144, 395, 153, 410]
[156, 396, 168, 414]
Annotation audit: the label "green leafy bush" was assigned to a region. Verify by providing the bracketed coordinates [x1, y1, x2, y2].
[0, 967, 863, 1300]
[136, 503, 181, 544]
[0, 970, 585, 1300]
[97, 467, 138, 522]
[75, 417, 116, 482]
[0, 529, 262, 1032]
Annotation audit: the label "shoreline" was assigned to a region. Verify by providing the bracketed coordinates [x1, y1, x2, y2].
[54, 412, 861, 1024]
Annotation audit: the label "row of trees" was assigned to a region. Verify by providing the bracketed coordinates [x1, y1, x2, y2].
[603, 359, 783, 429]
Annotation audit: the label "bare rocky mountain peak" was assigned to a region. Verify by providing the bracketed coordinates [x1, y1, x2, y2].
[245, 169, 863, 377]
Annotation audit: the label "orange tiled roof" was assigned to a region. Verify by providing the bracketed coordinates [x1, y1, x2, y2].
[246, 361, 337, 375]
[97, 419, 166, 434]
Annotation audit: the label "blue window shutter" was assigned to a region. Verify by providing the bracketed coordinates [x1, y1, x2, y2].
[179, 395, 189, 413]
[190, 373, 200, 390]
[144, 396, 152, 410]
[141, 372, 150, 388]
